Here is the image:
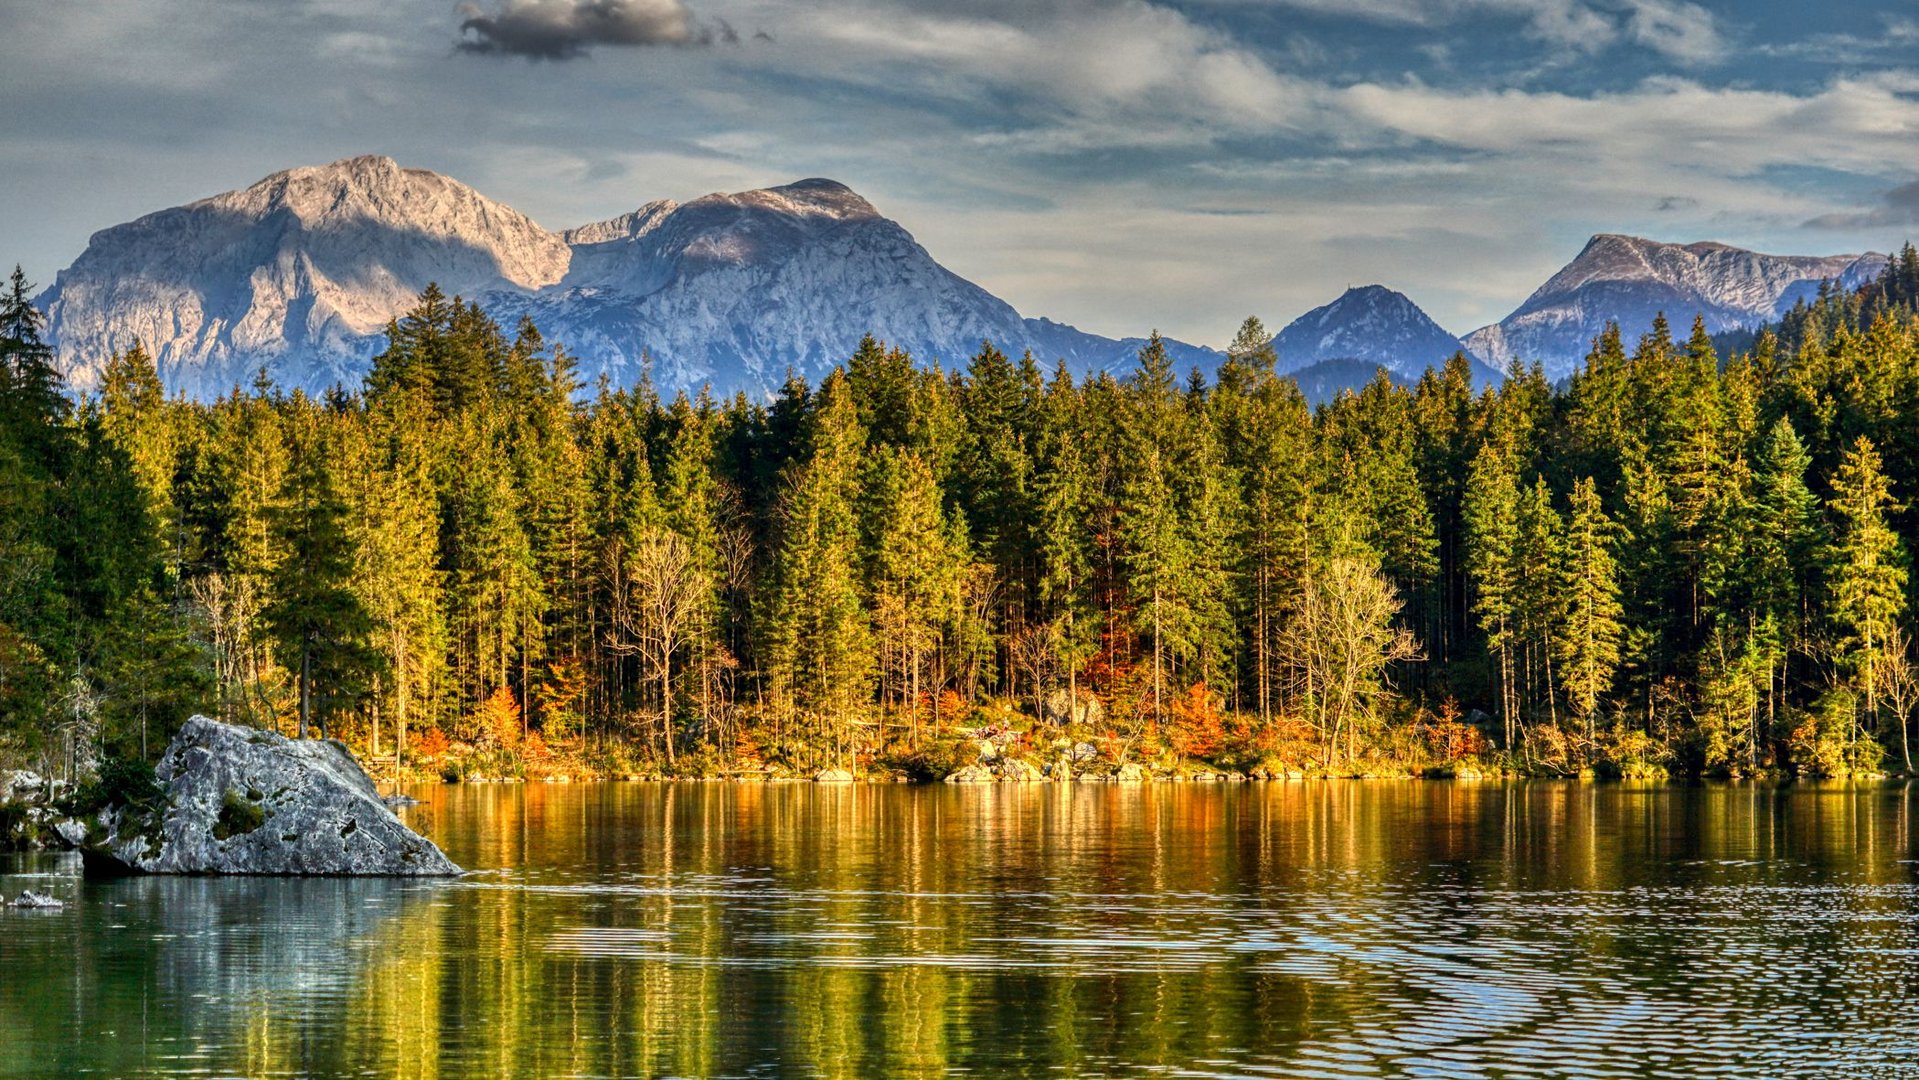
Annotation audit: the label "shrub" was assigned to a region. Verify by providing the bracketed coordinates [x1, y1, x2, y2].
[1167, 684, 1228, 759]
[212, 790, 266, 841]
[882, 734, 978, 782]
[0, 802, 32, 851]
[68, 756, 165, 816]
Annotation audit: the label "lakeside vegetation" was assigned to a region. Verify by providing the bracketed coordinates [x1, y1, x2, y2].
[3, 249, 1919, 783]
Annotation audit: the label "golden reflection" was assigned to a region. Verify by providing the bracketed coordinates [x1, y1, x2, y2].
[8, 781, 1919, 1077]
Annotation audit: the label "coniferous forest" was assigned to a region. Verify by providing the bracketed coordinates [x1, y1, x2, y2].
[5, 248, 1919, 783]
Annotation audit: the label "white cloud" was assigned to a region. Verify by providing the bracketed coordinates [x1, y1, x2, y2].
[772, 0, 1312, 145]
[1338, 73, 1919, 178]
[2, 0, 1912, 349]
[1624, 0, 1721, 63]
[1235, 0, 1722, 63]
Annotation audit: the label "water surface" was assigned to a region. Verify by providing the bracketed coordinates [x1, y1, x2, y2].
[5, 781, 1919, 1077]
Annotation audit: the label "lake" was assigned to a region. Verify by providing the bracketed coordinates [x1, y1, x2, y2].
[5, 781, 1919, 1077]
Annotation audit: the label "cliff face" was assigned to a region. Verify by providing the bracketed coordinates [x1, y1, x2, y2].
[40, 160, 1216, 398]
[40, 156, 570, 396]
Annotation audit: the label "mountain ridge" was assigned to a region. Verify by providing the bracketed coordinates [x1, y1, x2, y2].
[1464, 233, 1887, 377]
[1271, 284, 1504, 397]
[35, 158, 1896, 399]
[38, 157, 1219, 398]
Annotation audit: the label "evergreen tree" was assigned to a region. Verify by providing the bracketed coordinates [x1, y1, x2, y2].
[1463, 443, 1521, 746]
[760, 371, 871, 766]
[1556, 477, 1622, 737]
[263, 421, 383, 738]
[1825, 436, 1907, 753]
[865, 447, 967, 742]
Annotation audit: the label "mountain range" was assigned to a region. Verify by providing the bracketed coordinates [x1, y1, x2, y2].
[38, 156, 1212, 399]
[1463, 234, 1888, 379]
[33, 155, 1894, 399]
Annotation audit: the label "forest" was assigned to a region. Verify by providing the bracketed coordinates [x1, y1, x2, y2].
[3, 247, 1919, 783]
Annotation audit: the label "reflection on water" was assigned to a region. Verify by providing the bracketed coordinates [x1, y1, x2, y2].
[5, 782, 1919, 1077]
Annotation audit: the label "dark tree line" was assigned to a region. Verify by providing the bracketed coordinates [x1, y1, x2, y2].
[3, 247, 1919, 780]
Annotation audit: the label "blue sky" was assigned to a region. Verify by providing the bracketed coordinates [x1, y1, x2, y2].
[2, 0, 1916, 345]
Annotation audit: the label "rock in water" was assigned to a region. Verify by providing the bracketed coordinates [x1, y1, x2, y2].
[12, 890, 63, 908]
[944, 764, 996, 784]
[98, 715, 460, 876]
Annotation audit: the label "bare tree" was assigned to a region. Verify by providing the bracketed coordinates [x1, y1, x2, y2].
[1882, 624, 1919, 775]
[606, 528, 707, 766]
[1282, 554, 1422, 765]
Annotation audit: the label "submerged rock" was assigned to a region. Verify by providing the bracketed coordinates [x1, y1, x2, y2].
[94, 716, 460, 877]
[12, 890, 62, 909]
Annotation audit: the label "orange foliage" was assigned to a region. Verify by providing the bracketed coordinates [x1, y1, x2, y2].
[477, 686, 522, 748]
[1420, 699, 1485, 760]
[935, 690, 964, 729]
[1167, 683, 1228, 758]
[535, 657, 590, 741]
[731, 726, 766, 769]
[412, 726, 450, 759]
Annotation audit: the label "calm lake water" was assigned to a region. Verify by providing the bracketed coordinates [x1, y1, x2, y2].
[6, 781, 1919, 1077]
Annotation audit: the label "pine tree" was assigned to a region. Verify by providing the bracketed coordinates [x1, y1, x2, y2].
[264, 420, 383, 739]
[1034, 363, 1101, 720]
[0, 266, 68, 478]
[865, 447, 967, 743]
[1464, 443, 1521, 747]
[339, 415, 444, 769]
[760, 371, 871, 767]
[1114, 335, 1234, 723]
[1748, 418, 1820, 730]
[1556, 477, 1622, 737]
[1515, 475, 1564, 727]
[1825, 436, 1907, 756]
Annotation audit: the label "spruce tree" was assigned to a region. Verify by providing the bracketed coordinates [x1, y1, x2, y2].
[760, 371, 871, 767]
[264, 421, 382, 739]
[1825, 436, 1907, 753]
[1556, 477, 1622, 738]
[1464, 443, 1521, 746]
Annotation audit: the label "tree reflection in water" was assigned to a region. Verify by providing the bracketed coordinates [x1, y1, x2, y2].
[4, 781, 1919, 1077]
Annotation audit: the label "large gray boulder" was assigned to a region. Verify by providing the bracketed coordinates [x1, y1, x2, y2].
[96, 715, 459, 876]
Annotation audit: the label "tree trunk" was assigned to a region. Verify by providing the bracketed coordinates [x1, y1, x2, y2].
[298, 648, 311, 740]
[661, 649, 676, 765]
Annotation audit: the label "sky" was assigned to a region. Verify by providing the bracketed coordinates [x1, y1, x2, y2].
[2, 0, 1917, 346]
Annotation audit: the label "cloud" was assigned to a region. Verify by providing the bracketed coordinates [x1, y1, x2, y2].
[1757, 12, 1919, 65]
[1336, 74, 1919, 180]
[457, 0, 722, 59]
[1623, 0, 1721, 63]
[1243, 0, 1722, 63]
[781, 0, 1311, 150]
[1803, 180, 1919, 230]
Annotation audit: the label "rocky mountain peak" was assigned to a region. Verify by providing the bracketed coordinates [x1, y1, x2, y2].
[1466, 235, 1887, 377]
[562, 199, 679, 246]
[694, 177, 881, 223]
[1272, 283, 1465, 378]
[37, 155, 574, 395]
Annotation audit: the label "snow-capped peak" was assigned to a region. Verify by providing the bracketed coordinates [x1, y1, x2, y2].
[1464, 234, 1889, 377]
[1272, 284, 1464, 378]
[38, 160, 1213, 399]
